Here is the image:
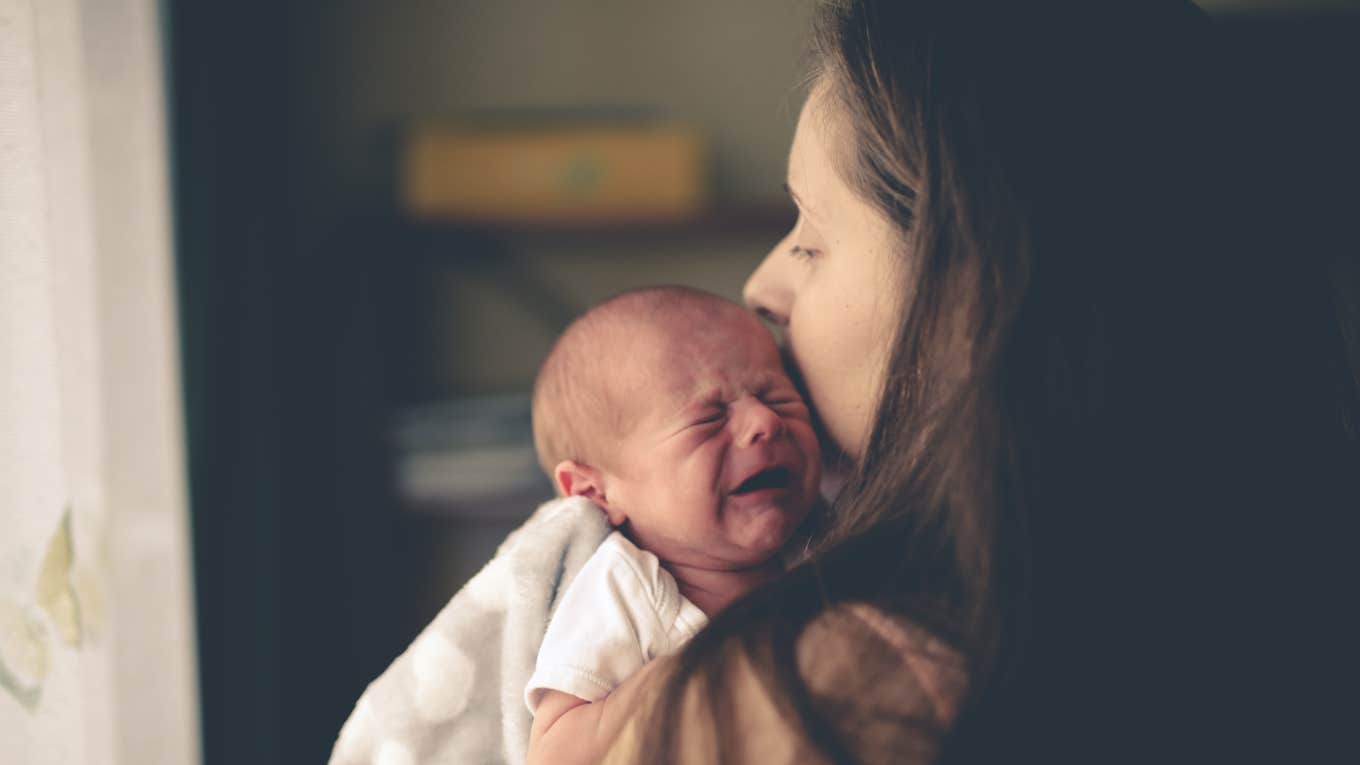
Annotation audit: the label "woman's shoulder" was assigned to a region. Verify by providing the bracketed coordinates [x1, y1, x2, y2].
[601, 602, 967, 765]
[798, 603, 967, 730]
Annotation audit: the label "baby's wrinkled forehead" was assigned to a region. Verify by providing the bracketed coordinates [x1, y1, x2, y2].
[609, 314, 786, 404]
[591, 294, 766, 358]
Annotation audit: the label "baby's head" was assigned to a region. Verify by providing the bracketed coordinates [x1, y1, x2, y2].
[532, 286, 822, 570]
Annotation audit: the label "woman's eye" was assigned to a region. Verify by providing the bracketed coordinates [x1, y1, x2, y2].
[695, 412, 725, 425]
[788, 244, 819, 260]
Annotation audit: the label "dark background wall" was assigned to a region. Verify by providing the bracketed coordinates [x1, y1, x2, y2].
[165, 1, 1358, 763]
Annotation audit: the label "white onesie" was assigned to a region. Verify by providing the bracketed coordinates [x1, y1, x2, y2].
[524, 530, 708, 713]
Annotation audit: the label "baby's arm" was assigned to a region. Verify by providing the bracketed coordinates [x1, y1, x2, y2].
[526, 661, 664, 765]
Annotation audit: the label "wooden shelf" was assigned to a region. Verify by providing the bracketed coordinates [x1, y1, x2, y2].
[403, 205, 795, 241]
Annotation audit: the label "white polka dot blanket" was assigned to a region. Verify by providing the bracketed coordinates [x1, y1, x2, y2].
[329, 496, 611, 765]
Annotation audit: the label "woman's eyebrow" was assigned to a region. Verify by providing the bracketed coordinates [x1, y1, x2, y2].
[784, 181, 821, 223]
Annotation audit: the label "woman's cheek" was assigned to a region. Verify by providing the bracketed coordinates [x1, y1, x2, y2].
[797, 333, 858, 456]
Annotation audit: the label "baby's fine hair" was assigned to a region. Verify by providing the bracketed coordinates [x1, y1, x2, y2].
[531, 285, 751, 481]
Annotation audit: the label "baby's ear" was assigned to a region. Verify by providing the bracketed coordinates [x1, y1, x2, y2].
[553, 460, 626, 526]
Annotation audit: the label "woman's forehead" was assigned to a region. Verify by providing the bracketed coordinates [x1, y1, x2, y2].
[788, 84, 849, 225]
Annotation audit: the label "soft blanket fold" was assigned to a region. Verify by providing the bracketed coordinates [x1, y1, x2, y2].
[329, 496, 610, 765]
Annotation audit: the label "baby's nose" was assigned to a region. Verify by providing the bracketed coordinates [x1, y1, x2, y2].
[737, 400, 786, 447]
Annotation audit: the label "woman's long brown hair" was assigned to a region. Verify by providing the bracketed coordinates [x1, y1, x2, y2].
[639, 2, 1359, 762]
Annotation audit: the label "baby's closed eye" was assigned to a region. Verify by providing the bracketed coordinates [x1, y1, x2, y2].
[760, 390, 807, 411]
[691, 407, 727, 427]
[695, 413, 725, 426]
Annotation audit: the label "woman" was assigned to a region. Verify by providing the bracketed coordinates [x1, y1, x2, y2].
[598, 1, 1358, 762]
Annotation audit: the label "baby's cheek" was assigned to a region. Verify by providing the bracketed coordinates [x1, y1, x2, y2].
[673, 475, 720, 519]
[802, 443, 824, 492]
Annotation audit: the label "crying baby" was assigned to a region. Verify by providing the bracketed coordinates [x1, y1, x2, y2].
[524, 285, 823, 764]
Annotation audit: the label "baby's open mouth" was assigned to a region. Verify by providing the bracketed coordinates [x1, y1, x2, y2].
[732, 466, 793, 495]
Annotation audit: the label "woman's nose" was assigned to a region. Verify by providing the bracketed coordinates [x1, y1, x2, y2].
[734, 398, 786, 447]
[743, 234, 794, 327]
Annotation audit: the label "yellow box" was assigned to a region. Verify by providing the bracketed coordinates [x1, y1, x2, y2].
[403, 123, 707, 224]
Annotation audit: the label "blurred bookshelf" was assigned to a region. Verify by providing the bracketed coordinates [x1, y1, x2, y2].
[403, 205, 795, 243]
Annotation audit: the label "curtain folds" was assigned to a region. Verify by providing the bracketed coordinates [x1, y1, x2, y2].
[0, 0, 200, 762]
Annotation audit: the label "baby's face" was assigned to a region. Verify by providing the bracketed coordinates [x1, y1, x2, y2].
[603, 316, 822, 570]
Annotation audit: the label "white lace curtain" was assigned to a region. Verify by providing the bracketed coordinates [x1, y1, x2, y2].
[0, 0, 199, 762]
